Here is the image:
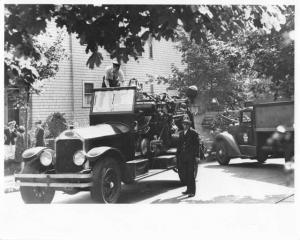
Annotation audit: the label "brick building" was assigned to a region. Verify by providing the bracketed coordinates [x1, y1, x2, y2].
[5, 22, 184, 128]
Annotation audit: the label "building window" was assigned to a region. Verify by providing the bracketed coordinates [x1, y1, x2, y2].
[83, 82, 94, 108]
[149, 36, 153, 59]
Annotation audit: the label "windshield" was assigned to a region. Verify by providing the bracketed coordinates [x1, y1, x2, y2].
[92, 88, 135, 113]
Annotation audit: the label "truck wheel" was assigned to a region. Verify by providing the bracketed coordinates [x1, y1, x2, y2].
[140, 138, 150, 157]
[91, 157, 121, 203]
[178, 161, 198, 185]
[20, 165, 55, 204]
[215, 141, 231, 165]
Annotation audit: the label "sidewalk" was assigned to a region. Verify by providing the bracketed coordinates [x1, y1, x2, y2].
[4, 175, 19, 193]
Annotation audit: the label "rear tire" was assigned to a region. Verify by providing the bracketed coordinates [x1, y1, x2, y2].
[91, 157, 121, 203]
[215, 141, 231, 165]
[20, 165, 55, 204]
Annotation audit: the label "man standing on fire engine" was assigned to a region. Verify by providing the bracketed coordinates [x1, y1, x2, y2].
[102, 59, 125, 87]
[176, 117, 200, 197]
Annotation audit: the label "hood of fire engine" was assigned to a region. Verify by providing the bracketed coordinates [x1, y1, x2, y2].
[57, 123, 130, 141]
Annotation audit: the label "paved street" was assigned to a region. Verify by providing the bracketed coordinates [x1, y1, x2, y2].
[3, 158, 294, 204]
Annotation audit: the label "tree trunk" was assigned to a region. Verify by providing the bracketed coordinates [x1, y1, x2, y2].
[25, 92, 31, 149]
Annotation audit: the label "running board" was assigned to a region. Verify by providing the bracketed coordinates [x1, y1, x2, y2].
[150, 155, 176, 169]
[134, 167, 175, 181]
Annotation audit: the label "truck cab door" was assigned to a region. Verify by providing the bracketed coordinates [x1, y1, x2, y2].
[236, 110, 256, 156]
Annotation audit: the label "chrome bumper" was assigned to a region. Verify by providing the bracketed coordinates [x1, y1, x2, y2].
[14, 173, 92, 188]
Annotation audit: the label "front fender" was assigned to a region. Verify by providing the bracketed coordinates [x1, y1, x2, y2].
[22, 147, 48, 162]
[86, 146, 125, 162]
[214, 132, 241, 157]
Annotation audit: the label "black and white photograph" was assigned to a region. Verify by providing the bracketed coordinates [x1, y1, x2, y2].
[1, 2, 298, 240]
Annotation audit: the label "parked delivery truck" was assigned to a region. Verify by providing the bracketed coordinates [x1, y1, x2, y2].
[213, 101, 294, 165]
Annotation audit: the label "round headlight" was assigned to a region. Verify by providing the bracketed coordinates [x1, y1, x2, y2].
[73, 151, 86, 166]
[40, 150, 53, 166]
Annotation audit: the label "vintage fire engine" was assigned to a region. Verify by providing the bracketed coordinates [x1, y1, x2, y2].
[15, 86, 200, 203]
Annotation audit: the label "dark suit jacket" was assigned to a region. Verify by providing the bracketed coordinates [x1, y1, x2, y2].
[176, 128, 200, 163]
[35, 127, 45, 147]
[4, 128, 17, 145]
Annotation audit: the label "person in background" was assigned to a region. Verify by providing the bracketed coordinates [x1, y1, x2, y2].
[176, 117, 200, 198]
[35, 120, 45, 147]
[102, 59, 125, 87]
[180, 102, 195, 129]
[4, 121, 17, 161]
[15, 126, 30, 173]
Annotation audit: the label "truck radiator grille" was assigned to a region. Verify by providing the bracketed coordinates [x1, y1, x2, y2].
[55, 139, 83, 173]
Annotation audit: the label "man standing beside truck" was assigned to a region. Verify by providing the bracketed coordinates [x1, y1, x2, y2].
[176, 117, 200, 197]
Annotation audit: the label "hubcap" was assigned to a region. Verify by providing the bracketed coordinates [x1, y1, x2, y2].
[102, 168, 118, 202]
[141, 139, 148, 155]
[218, 149, 223, 155]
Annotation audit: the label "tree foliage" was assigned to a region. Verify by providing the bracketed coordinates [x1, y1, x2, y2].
[155, 31, 248, 109]
[5, 5, 287, 80]
[161, 6, 294, 106]
[45, 112, 67, 138]
[5, 4, 292, 107]
[242, 6, 294, 100]
[5, 25, 68, 108]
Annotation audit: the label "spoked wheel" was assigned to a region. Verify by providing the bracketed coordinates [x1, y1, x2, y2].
[20, 165, 55, 204]
[215, 140, 231, 165]
[91, 157, 121, 203]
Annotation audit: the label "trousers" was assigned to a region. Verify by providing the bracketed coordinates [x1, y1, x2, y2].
[183, 161, 196, 194]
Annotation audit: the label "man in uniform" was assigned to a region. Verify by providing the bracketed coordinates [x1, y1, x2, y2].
[102, 59, 125, 87]
[176, 117, 200, 197]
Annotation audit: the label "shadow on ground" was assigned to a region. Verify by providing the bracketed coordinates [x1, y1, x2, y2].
[118, 180, 183, 203]
[150, 193, 295, 204]
[204, 161, 293, 187]
[54, 179, 183, 204]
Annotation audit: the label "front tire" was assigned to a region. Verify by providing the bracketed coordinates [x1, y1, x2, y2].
[20, 165, 55, 204]
[215, 140, 231, 165]
[91, 157, 121, 203]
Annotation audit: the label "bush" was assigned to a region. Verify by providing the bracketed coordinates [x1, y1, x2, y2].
[45, 112, 67, 138]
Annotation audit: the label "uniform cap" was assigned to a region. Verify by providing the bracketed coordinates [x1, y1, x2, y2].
[112, 59, 121, 65]
[18, 126, 25, 133]
[8, 121, 16, 126]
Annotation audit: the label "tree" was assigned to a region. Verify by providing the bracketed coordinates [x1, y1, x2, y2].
[5, 28, 68, 108]
[5, 26, 68, 147]
[155, 31, 248, 109]
[242, 6, 294, 100]
[5, 4, 288, 86]
[155, 6, 294, 106]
